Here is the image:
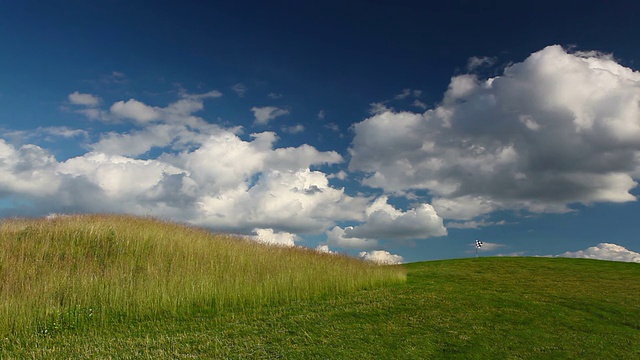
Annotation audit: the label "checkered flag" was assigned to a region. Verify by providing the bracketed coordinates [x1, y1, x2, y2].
[475, 240, 483, 257]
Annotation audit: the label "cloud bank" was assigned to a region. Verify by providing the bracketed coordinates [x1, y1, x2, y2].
[559, 243, 640, 263]
[349, 45, 640, 219]
[1, 89, 440, 254]
[0, 96, 360, 238]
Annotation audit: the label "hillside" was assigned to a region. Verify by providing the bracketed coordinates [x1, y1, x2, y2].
[1, 217, 639, 358]
[0, 214, 405, 337]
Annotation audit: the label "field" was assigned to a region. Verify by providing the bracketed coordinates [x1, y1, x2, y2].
[0, 215, 404, 337]
[1, 215, 639, 358]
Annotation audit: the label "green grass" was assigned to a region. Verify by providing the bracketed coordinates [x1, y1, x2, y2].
[1, 216, 639, 358]
[0, 214, 405, 337]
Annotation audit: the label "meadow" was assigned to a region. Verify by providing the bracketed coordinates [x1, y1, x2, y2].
[1, 215, 639, 358]
[0, 214, 404, 337]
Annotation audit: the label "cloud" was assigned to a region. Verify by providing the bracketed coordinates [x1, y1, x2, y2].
[74, 90, 225, 147]
[110, 99, 161, 123]
[324, 123, 340, 133]
[394, 88, 422, 100]
[328, 170, 348, 180]
[317, 110, 325, 119]
[231, 83, 247, 97]
[1, 95, 371, 238]
[268, 92, 283, 99]
[394, 89, 412, 100]
[103, 71, 127, 84]
[342, 196, 447, 240]
[251, 106, 290, 125]
[432, 196, 498, 220]
[58, 152, 184, 199]
[558, 243, 640, 263]
[281, 124, 304, 134]
[68, 92, 101, 106]
[326, 226, 378, 249]
[495, 251, 529, 257]
[40, 127, 88, 139]
[368, 102, 391, 115]
[326, 196, 446, 249]
[447, 220, 506, 229]
[251, 228, 298, 247]
[466, 56, 497, 71]
[315, 244, 337, 254]
[193, 167, 364, 234]
[349, 45, 640, 218]
[412, 100, 427, 109]
[178, 90, 223, 102]
[2, 126, 88, 143]
[0, 135, 363, 233]
[91, 125, 177, 156]
[163, 90, 223, 118]
[75, 108, 106, 121]
[359, 250, 404, 265]
[67, 91, 104, 119]
[0, 140, 60, 196]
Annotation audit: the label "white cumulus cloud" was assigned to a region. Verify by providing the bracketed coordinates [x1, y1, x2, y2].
[110, 99, 161, 123]
[349, 45, 640, 218]
[69, 91, 101, 106]
[325, 196, 446, 249]
[252, 228, 298, 247]
[57, 152, 183, 199]
[0, 140, 60, 196]
[343, 196, 446, 240]
[359, 250, 404, 265]
[0, 94, 371, 238]
[315, 244, 337, 254]
[326, 226, 378, 249]
[558, 243, 640, 263]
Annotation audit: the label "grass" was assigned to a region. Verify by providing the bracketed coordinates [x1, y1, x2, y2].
[1, 215, 639, 358]
[0, 214, 405, 337]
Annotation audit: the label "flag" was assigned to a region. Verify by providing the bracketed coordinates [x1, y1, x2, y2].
[475, 240, 483, 248]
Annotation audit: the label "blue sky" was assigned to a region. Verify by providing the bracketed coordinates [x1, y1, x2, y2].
[2, 1, 640, 264]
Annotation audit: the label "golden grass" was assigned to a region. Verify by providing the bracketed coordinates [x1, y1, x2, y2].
[0, 214, 406, 335]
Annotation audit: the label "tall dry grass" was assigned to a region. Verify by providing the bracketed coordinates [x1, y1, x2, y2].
[0, 214, 405, 335]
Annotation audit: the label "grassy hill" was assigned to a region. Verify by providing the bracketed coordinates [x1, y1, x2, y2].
[0, 215, 404, 336]
[1, 215, 639, 358]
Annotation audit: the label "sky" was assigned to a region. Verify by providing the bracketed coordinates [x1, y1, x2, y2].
[2, 0, 640, 264]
